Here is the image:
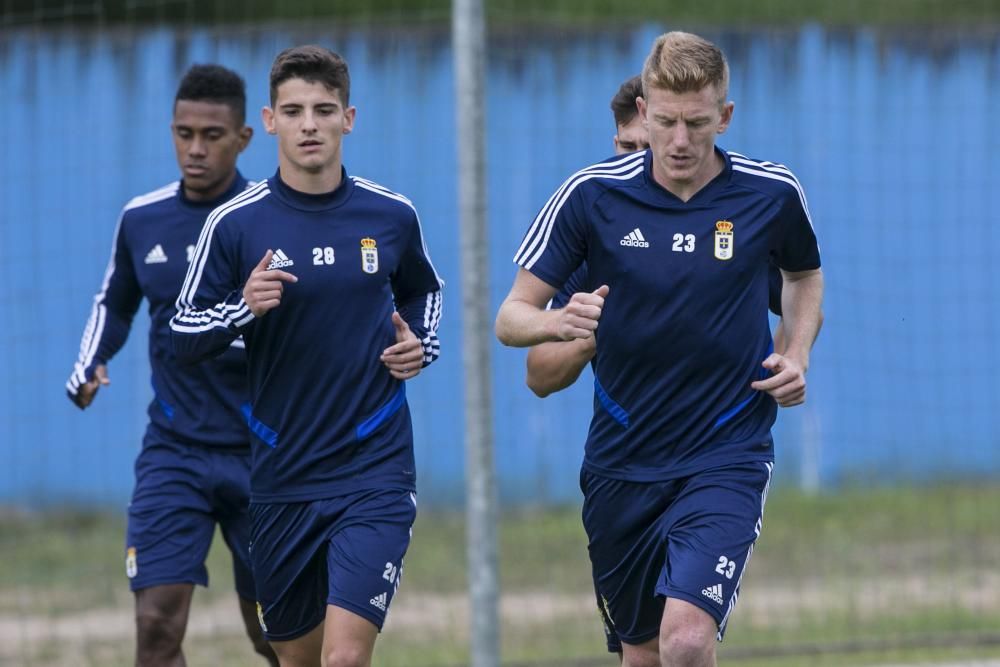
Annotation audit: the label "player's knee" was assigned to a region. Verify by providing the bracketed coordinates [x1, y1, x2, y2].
[658, 622, 715, 666]
[249, 633, 278, 666]
[621, 644, 659, 667]
[135, 608, 185, 660]
[323, 644, 370, 667]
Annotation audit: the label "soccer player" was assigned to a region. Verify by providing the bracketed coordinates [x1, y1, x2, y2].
[170, 45, 443, 667]
[527, 75, 801, 399]
[496, 31, 824, 667]
[611, 75, 649, 156]
[66, 65, 277, 666]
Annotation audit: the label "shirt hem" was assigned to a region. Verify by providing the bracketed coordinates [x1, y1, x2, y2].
[250, 477, 416, 503]
[144, 421, 252, 453]
[582, 449, 774, 482]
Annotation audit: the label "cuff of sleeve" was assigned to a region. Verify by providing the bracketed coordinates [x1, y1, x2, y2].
[65, 362, 97, 396]
[419, 330, 440, 367]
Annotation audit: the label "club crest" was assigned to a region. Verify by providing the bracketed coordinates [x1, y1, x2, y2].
[125, 546, 138, 578]
[256, 601, 268, 631]
[361, 237, 379, 274]
[714, 220, 734, 260]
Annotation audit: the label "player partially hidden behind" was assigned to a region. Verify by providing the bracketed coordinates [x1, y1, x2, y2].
[66, 65, 277, 666]
[171, 45, 443, 667]
[611, 75, 649, 155]
[498, 31, 824, 667]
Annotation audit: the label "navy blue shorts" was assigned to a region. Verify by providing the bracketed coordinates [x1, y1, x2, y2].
[249, 488, 417, 641]
[581, 462, 773, 646]
[126, 425, 254, 600]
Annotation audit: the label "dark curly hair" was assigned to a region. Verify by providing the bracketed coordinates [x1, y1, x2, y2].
[174, 64, 247, 125]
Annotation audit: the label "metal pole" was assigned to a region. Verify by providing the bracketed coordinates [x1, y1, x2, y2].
[453, 0, 499, 665]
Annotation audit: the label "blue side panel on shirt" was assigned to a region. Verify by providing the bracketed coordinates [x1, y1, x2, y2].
[150, 376, 174, 420]
[713, 394, 755, 429]
[594, 376, 629, 428]
[357, 385, 406, 440]
[156, 397, 175, 421]
[242, 403, 278, 448]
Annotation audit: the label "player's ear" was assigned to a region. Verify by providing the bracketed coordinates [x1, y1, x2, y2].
[717, 101, 734, 134]
[261, 106, 276, 135]
[636, 96, 648, 125]
[239, 125, 254, 150]
[342, 106, 356, 135]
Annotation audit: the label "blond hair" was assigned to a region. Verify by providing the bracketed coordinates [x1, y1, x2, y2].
[641, 31, 729, 105]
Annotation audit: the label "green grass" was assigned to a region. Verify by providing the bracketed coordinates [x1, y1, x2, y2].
[3, 483, 1000, 665]
[724, 645, 1000, 667]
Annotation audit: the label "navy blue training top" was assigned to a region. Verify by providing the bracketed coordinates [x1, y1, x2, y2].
[515, 148, 820, 481]
[67, 174, 252, 450]
[171, 169, 443, 503]
[554, 260, 784, 315]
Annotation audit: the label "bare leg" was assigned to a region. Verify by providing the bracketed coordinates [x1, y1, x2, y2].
[134, 583, 194, 667]
[268, 621, 323, 667]
[620, 637, 659, 667]
[658, 598, 717, 667]
[238, 596, 279, 666]
[322, 605, 379, 667]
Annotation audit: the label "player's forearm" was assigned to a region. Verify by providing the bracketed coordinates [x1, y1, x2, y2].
[67, 303, 133, 393]
[779, 269, 824, 370]
[169, 292, 254, 364]
[170, 325, 242, 364]
[77, 257, 142, 374]
[92, 309, 134, 366]
[495, 298, 560, 348]
[396, 289, 443, 367]
[772, 319, 786, 356]
[525, 338, 596, 397]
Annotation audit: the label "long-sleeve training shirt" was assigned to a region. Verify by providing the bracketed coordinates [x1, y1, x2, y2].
[171, 169, 443, 502]
[67, 174, 252, 449]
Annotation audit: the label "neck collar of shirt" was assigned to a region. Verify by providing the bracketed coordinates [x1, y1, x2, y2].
[643, 146, 732, 205]
[176, 171, 248, 211]
[269, 167, 354, 212]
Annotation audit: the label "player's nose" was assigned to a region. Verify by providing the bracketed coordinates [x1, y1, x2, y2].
[301, 110, 318, 132]
[189, 136, 208, 157]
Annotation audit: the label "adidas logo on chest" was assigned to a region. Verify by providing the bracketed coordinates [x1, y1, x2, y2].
[144, 244, 168, 264]
[267, 249, 295, 269]
[620, 228, 649, 248]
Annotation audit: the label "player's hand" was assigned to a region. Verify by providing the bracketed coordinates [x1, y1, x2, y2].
[556, 285, 609, 341]
[750, 353, 807, 407]
[71, 364, 110, 410]
[244, 250, 298, 318]
[381, 312, 423, 380]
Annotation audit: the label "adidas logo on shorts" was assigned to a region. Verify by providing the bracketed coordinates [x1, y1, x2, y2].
[701, 583, 724, 605]
[370, 591, 387, 611]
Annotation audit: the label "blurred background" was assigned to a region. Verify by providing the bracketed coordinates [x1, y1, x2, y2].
[1, 1, 998, 665]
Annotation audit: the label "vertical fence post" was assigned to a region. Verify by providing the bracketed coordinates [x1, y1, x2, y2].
[453, 0, 499, 665]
